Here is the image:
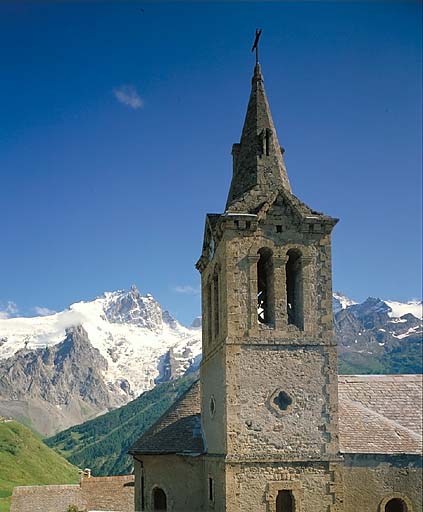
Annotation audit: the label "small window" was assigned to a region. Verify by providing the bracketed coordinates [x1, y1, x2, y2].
[276, 225, 282, 233]
[208, 477, 214, 502]
[274, 391, 292, 411]
[246, 220, 251, 229]
[385, 498, 407, 512]
[153, 487, 167, 511]
[265, 128, 272, 156]
[209, 395, 216, 417]
[276, 490, 294, 512]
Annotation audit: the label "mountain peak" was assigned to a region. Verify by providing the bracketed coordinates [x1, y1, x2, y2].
[103, 287, 164, 330]
[332, 292, 358, 313]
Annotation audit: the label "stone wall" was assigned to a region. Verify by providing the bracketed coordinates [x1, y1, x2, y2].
[135, 454, 203, 512]
[227, 344, 332, 459]
[200, 347, 226, 456]
[225, 461, 342, 512]
[82, 475, 134, 511]
[342, 454, 422, 512]
[132, 454, 423, 512]
[204, 456, 226, 512]
[10, 475, 134, 512]
[11, 484, 84, 512]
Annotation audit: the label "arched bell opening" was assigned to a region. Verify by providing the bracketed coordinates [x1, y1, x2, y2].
[286, 249, 304, 330]
[257, 248, 274, 326]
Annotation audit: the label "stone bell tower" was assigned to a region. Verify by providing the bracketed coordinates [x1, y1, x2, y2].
[196, 61, 343, 512]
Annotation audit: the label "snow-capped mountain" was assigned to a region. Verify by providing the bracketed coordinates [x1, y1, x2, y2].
[333, 292, 422, 320]
[334, 295, 422, 374]
[0, 286, 201, 434]
[0, 287, 421, 435]
[0, 285, 201, 396]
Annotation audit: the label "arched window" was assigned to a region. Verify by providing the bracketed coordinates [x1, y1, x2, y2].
[207, 280, 212, 344]
[385, 498, 407, 512]
[286, 249, 303, 330]
[276, 490, 294, 512]
[257, 248, 274, 325]
[213, 271, 220, 338]
[152, 487, 167, 511]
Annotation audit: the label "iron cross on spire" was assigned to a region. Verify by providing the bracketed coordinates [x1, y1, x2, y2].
[251, 29, 262, 64]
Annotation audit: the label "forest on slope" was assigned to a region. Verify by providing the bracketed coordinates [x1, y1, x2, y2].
[46, 373, 198, 477]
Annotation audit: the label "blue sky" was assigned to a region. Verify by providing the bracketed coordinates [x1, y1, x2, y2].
[0, 1, 421, 325]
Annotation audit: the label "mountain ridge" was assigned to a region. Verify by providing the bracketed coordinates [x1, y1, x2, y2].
[0, 287, 421, 436]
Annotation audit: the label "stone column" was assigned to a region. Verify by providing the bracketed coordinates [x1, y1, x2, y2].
[273, 254, 288, 330]
[301, 255, 313, 332]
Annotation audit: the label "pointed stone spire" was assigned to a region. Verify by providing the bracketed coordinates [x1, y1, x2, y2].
[226, 63, 291, 209]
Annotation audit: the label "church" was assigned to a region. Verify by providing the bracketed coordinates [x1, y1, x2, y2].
[130, 53, 422, 512]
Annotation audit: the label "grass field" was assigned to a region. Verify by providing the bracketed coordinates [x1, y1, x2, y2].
[0, 420, 79, 512]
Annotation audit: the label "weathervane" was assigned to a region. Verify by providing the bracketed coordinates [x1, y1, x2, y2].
[251, 29, 262, 64]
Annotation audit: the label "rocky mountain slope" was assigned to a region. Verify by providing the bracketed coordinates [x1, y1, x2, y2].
[0, 286, 201, 435]
[0, 326, 128, 436]
[333, 294, 422, 374]
[0, 287, 421, 436]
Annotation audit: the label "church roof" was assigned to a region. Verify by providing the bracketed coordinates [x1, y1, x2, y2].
[130, 375, 422, 457]
[338, 374, 422, 455]
[129, 380, 204, 456]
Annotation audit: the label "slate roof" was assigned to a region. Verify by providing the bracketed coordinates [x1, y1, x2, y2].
[130, 375, 422, 457]
[130, 380, 203, 455]
[338, 374, 422, 455]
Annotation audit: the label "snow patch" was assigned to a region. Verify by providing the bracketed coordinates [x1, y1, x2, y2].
[385, 300, 422, 320]
[393, 326, 421, 340]
[333, 292, 358, 310]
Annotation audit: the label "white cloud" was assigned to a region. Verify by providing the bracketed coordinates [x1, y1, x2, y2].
[33, 306, 57, 317]
[173, 285, 200, 296]
[0, 301, 19, 319]
[53, 309, 87, 331]
[113, 85, 144, 109]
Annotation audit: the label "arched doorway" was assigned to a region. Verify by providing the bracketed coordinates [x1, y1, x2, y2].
[152, 487, 167, 511]
[385, 498, 407, 512]
[276, 490, 294, 512]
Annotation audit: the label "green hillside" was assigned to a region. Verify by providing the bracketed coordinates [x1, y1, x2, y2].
[46, 373, 198, 477]
[338, 335, 423, 375]
[0, 420, 79, 512]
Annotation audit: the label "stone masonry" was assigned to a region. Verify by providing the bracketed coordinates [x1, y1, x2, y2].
[11, 475, 134, 512]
